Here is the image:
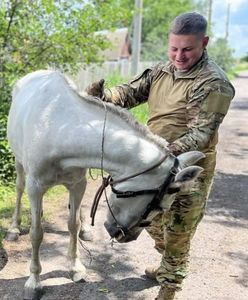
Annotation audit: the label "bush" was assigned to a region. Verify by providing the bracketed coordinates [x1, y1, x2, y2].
[208, 38, 235, 72]
[0, 112, 15, 185]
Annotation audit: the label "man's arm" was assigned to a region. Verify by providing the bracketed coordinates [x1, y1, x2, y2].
[86, 68, 154, 109]
[168, 79, 235, 155]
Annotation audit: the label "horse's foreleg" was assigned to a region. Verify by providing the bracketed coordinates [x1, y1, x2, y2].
[24, 177, 45, 300]
[79, 200, 93, 241]
[67, 177, 87, 282]
[6, 161, 25, 241]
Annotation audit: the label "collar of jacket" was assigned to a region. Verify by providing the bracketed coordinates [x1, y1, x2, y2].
[162, 49, 208, 79]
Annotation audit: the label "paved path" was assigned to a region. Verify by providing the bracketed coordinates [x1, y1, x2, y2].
[0, 72, 248, 300]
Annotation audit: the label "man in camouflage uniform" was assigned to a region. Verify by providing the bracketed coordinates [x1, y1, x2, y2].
[86, 12, 235, 300]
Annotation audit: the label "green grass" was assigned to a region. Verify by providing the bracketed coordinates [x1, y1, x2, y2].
[228, 62, 248, 80]
[105, 72, 149, 125]
[105, 71, 130, 88]
[0, 184, 67, 247]
[233, 62, 248, 72]
[131, 103, 149, 125]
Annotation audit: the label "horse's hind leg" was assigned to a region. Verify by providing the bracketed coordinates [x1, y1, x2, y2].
[66, 176, 87, 282]
[6, 160, 25, 241]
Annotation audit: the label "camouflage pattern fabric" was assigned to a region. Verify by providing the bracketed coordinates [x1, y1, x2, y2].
[103, 51, 235, 155]
[86, 50, 235, 292]
[146, 152, 216, 290]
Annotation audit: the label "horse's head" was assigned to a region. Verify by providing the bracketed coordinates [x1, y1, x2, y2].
[104, 151, 205, 243]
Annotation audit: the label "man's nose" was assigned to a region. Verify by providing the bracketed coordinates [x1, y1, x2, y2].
[176, 50, 184, 60]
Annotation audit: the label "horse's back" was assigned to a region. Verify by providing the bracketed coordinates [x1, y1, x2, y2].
[7, 70, 76, 165]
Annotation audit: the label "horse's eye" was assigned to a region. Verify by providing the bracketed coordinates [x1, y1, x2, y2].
[167, 187, 180, 194]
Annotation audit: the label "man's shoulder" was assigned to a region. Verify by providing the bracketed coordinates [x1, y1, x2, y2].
[130, 61, 167, 81]
[194, 59, 235, 97]
[199, 57, 229, 81]
[150, 61, 170, 73]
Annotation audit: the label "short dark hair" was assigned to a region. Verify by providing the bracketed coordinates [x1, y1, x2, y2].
[170, 12, 207, 36]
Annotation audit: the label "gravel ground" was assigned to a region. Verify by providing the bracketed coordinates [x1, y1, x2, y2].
[0, 72, 247, 300]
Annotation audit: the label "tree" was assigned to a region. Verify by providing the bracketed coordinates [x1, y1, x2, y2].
[240, 53, 248, 63]
[0, 0, 132, 184]
[208, 38, 235, 72]
[0, 0, 132, 100]
[141, 0, 194, 61]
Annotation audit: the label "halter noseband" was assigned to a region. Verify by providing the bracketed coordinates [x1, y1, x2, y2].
[90, 155, 179, 235]
[90, 100, 179, 237]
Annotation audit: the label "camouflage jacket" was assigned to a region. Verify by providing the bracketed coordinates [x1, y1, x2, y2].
[103, 51, 235, 155]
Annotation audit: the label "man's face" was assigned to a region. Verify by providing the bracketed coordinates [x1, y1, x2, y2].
[168, 33, 209, 71]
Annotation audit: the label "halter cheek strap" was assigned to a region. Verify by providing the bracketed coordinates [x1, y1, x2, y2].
[90, 157, 179, 234]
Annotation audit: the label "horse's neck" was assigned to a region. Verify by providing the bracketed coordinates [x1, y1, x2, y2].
[59, 96, 167, 185]
[89, 106, 165, 181]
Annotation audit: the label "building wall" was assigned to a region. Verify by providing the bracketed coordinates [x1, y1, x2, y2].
[74, 61, 157, 91]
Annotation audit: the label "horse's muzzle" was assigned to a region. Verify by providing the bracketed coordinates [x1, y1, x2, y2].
[104, 221, 139, 243]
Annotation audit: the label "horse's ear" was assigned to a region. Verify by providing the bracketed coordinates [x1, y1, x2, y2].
[160, 166, 203, 210]
[169, 166, 203, 189]
[177, 151, 205, 168]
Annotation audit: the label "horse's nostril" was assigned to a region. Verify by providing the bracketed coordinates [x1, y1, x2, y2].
[104, 221, 122, 238]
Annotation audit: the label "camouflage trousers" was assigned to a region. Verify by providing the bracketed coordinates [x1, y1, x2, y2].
[146, 152, 216, 291]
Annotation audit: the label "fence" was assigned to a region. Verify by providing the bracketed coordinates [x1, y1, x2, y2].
[74, 60, 157, 92]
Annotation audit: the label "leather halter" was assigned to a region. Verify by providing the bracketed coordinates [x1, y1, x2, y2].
[90, 100, 179, 235]
[90, 155, 179, 232]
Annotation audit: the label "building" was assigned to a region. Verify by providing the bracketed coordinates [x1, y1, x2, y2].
[97, 27, 132, 61]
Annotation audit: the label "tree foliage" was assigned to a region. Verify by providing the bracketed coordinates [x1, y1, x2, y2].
[141, 0, 193, 60]
[0, 0, 132, 184]
[240, 53, 248, 62]
[0, 0, 238, 184]
[0, 0, 131, 96]
[208, 38, 235, 72]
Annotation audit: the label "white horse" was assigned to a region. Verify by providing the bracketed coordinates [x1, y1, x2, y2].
[7, 70, 204, 299]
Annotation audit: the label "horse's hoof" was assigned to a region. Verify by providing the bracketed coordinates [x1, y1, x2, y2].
[5, 231, 19, 241]
[69, 269, 87, 283]
[23, 286, 44, 300]
[79, 229, 93, 242]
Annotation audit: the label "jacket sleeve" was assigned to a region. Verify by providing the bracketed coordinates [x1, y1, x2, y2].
[103, 68, 154, 109]
[168, 79, 235, 155]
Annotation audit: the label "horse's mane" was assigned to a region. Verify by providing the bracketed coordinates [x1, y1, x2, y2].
[62, 72, 169, 152]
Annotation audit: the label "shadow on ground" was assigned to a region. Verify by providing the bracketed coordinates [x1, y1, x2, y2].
[0, 243, 158, 300]
[207, 171, 248, 224]
[0, 272, 157, 300]
[226, 251, 248, 288]
[1, 171, 247, 299]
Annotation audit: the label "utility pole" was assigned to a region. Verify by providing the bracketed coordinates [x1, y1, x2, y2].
[131, 0, 143, 76]
[225, 1, 230, 41]
[207, 0, 213, 35]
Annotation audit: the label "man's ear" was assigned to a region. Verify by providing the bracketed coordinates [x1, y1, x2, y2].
[203, 36, 209, 48]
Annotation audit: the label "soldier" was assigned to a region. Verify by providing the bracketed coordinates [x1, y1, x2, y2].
[86, 12, 235, 300]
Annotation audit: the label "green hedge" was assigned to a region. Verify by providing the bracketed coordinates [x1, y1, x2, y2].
[0, 112, 15, 185]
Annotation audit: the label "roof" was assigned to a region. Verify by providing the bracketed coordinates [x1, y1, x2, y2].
[96, 28, 132, 61]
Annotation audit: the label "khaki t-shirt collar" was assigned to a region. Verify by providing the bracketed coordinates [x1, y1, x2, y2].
[162, 50, 208, 79]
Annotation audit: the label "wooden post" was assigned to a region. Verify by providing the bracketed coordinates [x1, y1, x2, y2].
[131, 0, 143, 76]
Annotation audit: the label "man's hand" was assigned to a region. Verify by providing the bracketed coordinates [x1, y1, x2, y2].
[85, 79, 105, 98]
[167, 143, 181, 156]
